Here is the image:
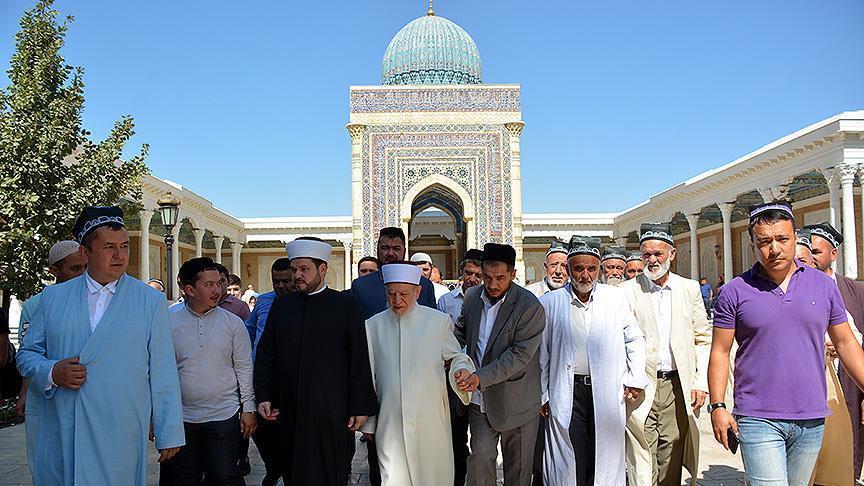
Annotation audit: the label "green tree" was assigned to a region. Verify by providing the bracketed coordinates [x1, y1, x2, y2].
[0, 0, 149, 308]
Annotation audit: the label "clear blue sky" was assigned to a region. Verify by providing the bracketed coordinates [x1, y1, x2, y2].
[1, 0, 862, 218]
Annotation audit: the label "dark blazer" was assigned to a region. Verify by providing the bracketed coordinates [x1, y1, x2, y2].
[455, 283, 545, 431]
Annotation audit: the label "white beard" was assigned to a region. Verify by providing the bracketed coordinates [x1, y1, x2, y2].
[603, 275, 623, 286]
[643, 259, 671, 281]
[546, 278, 566, 290]
[571, 277, 597, 295]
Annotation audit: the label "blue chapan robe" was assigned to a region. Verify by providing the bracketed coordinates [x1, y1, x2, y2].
[17, 273, 185, 486]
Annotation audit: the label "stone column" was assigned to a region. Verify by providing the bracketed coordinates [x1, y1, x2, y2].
[685, 213, 700, 280]
[822, 168, 843, 274]
[401, 218, 410, 255]
[192, 228, 205, 257]
[213, 236, 224, 264]
[718, 202, 735, 282]
[506, 121, 526, 283]
[347, 124, 366, 255]
[138, 208, 153, 281]
[840, 164, 858, 278]
[341, 239, 353, 289]
[231, 242, 243, 276]
[170, 224, 181, 301]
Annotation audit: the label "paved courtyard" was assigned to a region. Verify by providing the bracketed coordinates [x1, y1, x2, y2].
[0, 413, 744, 485]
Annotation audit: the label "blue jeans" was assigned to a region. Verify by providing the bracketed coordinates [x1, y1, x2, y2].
[736, 416, 825, 486]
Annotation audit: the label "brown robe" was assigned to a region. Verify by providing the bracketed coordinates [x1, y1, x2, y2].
[835, 274, 864, 479]
[812, 358, 854, 486]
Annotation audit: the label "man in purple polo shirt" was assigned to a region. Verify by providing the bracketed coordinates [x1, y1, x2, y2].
[707, 201, 864, 485]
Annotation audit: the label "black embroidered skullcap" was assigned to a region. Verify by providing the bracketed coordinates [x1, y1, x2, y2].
[749, 200, 793, 222]
[803, 223, 843, 248]
[601, 246, 627, 263]
[626, 251, 643, 263]
[567, 236, 601, 259]
[546, 239, 568, 257]
[639, 222, 674, 246]
[795, 229, 812, 250]
[72, 206, 125, 243]
[482, 243, 516, 267]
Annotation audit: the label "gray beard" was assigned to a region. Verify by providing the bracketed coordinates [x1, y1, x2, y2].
[643, 259, 671, 281]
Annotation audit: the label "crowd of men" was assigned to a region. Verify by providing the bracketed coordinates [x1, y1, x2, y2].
[8, 200, 864, 486]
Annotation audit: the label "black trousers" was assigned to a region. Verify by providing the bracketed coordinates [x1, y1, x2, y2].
[160, 415, 245, 486]
[252, 418, 281, 480]
[569, 379, 595, 486]
[448, 387, 470, 486]
[531, 416, 546, 486]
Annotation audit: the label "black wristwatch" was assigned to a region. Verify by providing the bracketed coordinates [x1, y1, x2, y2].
[707, 402, 727, 413]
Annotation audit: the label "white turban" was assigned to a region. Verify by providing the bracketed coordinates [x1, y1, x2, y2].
[382, 263, 422, 285]
[285, 239, 332, 262]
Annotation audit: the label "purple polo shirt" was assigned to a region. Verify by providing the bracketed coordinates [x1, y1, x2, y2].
[713, 261, 847, 420]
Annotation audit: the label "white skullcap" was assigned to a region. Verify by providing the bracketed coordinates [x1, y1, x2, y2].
[285, 238, 332, 262]
[49, 240, 80, 266]
[382, 263, 422, 285]
[409, 252, 433, 264]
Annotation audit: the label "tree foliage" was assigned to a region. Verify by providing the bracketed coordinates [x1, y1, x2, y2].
[0, 0, 149, 300]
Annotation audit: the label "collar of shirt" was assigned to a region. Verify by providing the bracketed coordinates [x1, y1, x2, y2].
[480, 289, 507, 309]
[308, 284, 328, 296]
[184, 302, 217, 319]
[648, 278, 671, 293]
[751, 259, 806, 286]
[568, 282, 596, 309]
[85, 272, 119, 295]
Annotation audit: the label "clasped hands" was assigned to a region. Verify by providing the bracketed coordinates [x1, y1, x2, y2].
[454, 369, 479, 392]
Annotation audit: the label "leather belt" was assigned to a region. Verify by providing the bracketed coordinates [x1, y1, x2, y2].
[657, 370, 678, 380]
[574, 374, 591, 386]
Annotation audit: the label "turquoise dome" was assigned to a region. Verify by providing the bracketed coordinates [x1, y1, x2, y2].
[382, 12, 482, 85]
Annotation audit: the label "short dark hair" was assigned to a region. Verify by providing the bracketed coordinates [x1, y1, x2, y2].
[358, 256, 381, 271]
[748, 209, 796, 240]
[378, 227, 406, 244]
[460, 258, 483, 272]
[228, 274, 241, 286]
[81, 223, 125, 251]
[179, 257, 217, 287]
[272, 257, 291, 272]
[214, 263, 229, 279]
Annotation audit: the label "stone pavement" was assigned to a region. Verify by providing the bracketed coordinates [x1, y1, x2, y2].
[0, 413, 744, 485]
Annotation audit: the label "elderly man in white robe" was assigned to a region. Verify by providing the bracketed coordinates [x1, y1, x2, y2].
[361, 262, 475, 486]
[540, 236, 648, 486]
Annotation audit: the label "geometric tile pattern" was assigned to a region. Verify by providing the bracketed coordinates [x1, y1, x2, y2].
[360, 123, 513, 254]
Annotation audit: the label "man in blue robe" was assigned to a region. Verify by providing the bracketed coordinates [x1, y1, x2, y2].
[17, 205, 185, 486]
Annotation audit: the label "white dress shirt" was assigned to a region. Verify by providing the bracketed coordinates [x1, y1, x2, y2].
[569, 286, 593, 376]
[48, 273, 120, 389]
[85, 272, 119, 332]
[472, 290, 507, 409]
[649, 279, 676, 372]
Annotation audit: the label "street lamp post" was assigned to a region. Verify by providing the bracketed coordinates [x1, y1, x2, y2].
[157, 192, 180, 300]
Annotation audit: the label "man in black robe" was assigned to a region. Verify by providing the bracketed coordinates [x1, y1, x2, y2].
[254, 237, 377, 486]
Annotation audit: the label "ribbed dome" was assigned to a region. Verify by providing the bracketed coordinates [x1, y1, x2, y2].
[382, 13, 482, 85]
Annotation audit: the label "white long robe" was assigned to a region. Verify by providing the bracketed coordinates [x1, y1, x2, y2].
[361, 304, 475, 486]
[539, 284, 648, 486]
